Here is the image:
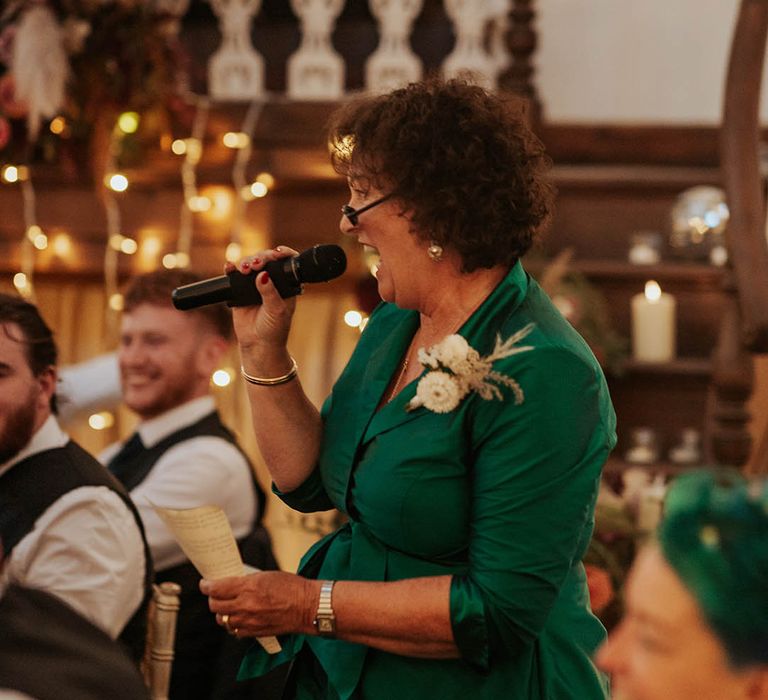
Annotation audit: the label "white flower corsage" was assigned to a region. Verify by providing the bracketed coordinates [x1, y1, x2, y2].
[406, 323, 535, 413]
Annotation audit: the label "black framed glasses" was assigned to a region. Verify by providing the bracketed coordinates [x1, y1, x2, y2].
[341, 193, 393, 226]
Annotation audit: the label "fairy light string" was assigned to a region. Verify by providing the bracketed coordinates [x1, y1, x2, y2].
[173, 93, 210, 269]
[101, 117, 138, 329]
[17, 168, 40, 300]
[229, 99, 264, 256]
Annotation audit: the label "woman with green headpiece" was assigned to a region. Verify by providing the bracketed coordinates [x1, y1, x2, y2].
[596, 468, 768, 699]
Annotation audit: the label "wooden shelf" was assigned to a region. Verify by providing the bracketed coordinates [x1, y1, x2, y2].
[526, 258, 726, 291]
[573, 259, 725, 284]
[604, 456, 703, 477]
[618, 357, 712, 377]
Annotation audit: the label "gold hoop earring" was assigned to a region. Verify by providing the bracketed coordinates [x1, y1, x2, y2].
[427, 242, 443, 261]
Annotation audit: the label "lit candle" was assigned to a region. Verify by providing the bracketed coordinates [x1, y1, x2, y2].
[631, 280, 676, 362]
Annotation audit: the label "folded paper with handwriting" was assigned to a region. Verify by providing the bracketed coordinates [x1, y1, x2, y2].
[153, 503, 281, 654]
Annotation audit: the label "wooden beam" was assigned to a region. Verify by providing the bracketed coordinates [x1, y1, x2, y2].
[720, 0, 768, 351]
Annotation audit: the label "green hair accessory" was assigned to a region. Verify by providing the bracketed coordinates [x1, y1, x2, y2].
[658, 468, 768, 668]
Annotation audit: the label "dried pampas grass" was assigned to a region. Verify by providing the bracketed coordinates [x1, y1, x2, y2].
[12, 5, 69, 140]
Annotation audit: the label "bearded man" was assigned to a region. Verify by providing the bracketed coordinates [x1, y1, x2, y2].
[0, 292, 151, 661]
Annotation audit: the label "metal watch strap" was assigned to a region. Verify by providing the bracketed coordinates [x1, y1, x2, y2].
[314, 580, 336, 637]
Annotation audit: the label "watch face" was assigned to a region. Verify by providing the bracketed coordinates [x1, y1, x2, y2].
[317, 617, 335, 634]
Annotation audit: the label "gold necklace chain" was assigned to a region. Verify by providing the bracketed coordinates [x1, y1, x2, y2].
[387, 354, 410, 403]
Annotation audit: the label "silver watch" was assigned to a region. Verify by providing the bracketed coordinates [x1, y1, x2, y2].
[313, 580, 336, 637]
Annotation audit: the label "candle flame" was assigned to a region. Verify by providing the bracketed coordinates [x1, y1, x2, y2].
[644, 280, 662, 302]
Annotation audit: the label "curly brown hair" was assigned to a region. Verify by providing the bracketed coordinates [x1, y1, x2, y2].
[122, 270, 233, 340]
[328, 78, 554, 273]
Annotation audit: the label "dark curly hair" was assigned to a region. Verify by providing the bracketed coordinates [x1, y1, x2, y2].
[328, 78, 554, 272]
[0, 292, 59, 413]
[122, 270, 233, 340]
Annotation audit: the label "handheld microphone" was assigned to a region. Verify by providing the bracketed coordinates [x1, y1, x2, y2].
[171, 244, 347, 310]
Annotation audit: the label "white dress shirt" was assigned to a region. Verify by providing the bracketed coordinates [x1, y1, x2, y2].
[0, 416, 147, 639]
[100, 396, 257, 572]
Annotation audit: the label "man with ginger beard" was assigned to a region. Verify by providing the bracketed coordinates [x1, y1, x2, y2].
[0, 293, 151, 662]
[100, 269, 278, 700]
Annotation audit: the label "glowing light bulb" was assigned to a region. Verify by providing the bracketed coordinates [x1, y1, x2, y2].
[162, 253, 178, 269]
[223, 131, 249, 149]
[106, 173, 129, 192]
[226, 242, 242, 263]
[187, 195, 211, 213]
[141, 236, 161, 256]
[32, 232, 48, 250]
[88, 411, 115, 430]
[344, 310, 363, 328]
[212, 369, 233, 387]
[250, 181, 268, 198]
[120, 237, 138, 255]
[171, 139, 187, 155]
[2, 165, 19, 183]
[52, 233, 72, 257]
[26, 225, 43, 242]
[49, 116, 66, 134]
[255, 172, 275, 189]
[209, 189, 232, 218]
[117, 111, 140, 134]
[109, 293, 124, 311]
[13, 272, 28, 290]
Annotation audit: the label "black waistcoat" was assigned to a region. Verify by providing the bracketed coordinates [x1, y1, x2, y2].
[106, 411, 279, 699]
[107, 411, 267, 529]
[0, 440, 154, 662]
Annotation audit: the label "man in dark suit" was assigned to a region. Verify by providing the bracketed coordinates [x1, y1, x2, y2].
[0, 292, 152, 661]
[101, 270, 280, 699]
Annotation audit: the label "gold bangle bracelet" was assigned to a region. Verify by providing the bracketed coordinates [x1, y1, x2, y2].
[241, 357, 298, 386]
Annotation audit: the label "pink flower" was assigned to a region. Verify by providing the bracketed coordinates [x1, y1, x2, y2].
[0, 74, 27, 119]
[585, 563, 614, 613]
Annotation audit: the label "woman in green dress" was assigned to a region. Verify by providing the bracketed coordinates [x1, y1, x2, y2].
[596, 469, 768, 700]
[202, 78, 616, 699]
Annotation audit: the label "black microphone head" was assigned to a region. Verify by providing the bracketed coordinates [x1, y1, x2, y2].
[171, 275, 232, 310]
[296, 244, 347, 283]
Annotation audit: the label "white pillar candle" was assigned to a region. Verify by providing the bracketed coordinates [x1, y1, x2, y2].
[631, 280, 676, 362]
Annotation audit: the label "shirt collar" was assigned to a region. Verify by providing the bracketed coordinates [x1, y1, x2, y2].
[0, 414, 69, 478]
[135, 395, 216, 448]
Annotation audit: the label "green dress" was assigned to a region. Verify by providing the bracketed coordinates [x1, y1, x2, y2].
[240, 262, 617, 699]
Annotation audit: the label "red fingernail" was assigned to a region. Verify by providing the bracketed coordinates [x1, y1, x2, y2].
[260, 271, 269, 283]
[242, 261, 250, 269]
[253, 257, 261, 265]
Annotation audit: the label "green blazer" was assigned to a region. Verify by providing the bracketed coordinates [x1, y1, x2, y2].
[241, 262, 617, 699]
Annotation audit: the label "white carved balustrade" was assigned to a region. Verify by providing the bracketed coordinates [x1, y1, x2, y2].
[365, 0, 424, 93]
[207, 0, 265, 101]
[287, 0, 346, 100]
[202, 0, 515, 99]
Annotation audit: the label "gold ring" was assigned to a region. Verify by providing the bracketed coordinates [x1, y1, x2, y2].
[233, 628, 240, 637]
[222, 614, 230, 626]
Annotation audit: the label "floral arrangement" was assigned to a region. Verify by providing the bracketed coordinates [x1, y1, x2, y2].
[537, 249, 628, 375]
[407, 324, 535, 414]
[0, 0, 189, 171]
[583, 478, 649, 629]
